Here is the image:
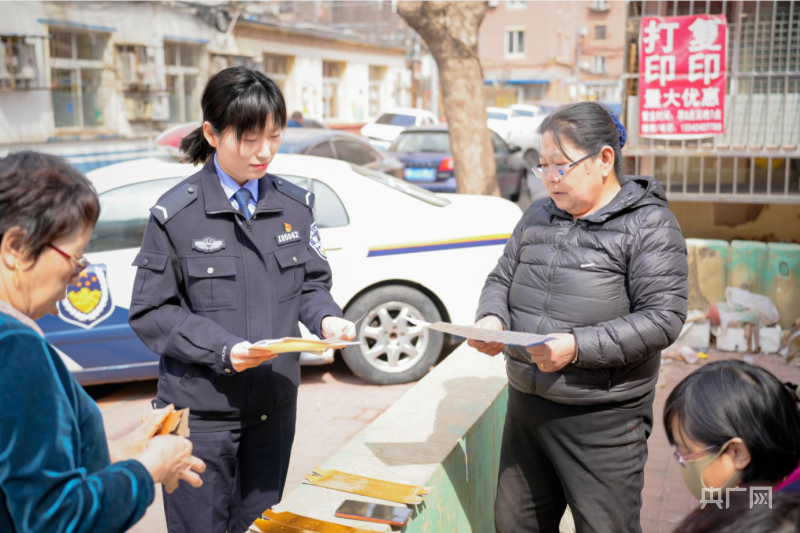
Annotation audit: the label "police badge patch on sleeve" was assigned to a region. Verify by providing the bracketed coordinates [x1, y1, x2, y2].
[310, 222, 328, 261]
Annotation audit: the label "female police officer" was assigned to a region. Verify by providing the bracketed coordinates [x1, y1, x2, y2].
[128, 67, 355, 533]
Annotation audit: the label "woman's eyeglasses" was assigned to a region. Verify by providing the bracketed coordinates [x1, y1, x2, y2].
[532, 150, 600, 182]
[48, 243, 89, 278]
[673, 444, 716, 468]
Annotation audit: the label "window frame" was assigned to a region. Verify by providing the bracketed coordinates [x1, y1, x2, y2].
[331, 139, 380, 166]
[164, 41, 204, 124]
[87, 176, 187, 254]
[505, 28, 525, 58]
[306, 140, 336, 159]
[595, 25, 607, 40]
[49, 29, 110, 130]
[276, 174, 351, 229]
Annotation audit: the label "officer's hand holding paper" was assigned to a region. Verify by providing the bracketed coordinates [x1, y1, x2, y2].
[245, 316, 358, 366]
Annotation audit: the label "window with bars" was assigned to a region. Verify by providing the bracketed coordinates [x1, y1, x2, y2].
[49, 30, 109, 129]
[622, 1, 800, 203]
[164, 42, 204, 123]
[368, 65, 386, 118]
[264, 54, 290, 91]
[322, 61, 344, 119]
[210, 54, 258, 74]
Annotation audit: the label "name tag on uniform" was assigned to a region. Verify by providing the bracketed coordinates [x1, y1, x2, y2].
[275, 229, 301, 246]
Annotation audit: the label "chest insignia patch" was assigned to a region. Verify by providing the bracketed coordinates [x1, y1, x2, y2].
[192, 237, 226, 253]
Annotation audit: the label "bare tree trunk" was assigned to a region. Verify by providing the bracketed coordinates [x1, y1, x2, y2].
[397, 1, 499, 196]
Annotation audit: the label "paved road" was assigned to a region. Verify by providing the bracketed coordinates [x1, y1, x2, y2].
[90, 351, 800, 533]
[89, 357, 416, 533]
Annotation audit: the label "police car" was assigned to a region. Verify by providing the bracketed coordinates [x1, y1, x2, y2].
[38, 154, 522, 385]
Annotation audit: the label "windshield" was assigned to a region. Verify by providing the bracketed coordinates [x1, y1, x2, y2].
[349, 165, 451, 207]
[388, 131, 451, 153]
[512, 109, 536, 118]
[375, 113, 417, 126]
[487, 112, 509, 121]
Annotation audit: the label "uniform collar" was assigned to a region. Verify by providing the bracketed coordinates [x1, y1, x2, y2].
[213, 154, 259, 204]
[201, 158, 283, 215]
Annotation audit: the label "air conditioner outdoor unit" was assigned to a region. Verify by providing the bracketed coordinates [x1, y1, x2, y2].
[119, 51, 137, 86]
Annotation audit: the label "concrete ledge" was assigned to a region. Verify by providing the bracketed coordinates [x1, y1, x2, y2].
[269, 343, 509, 532]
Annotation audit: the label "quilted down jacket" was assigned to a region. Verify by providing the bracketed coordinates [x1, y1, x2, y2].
[476, 175, 689, 405]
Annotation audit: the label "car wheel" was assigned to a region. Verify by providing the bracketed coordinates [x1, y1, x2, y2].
[342, 285, 444, 385]
[524, 148, 540, 168]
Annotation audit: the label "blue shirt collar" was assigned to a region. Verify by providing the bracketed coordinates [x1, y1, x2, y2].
[213, 153, 259, 202]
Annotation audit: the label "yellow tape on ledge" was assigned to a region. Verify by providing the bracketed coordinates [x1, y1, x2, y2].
[261, 510, 380, 533]
[304, 469, 432, 505]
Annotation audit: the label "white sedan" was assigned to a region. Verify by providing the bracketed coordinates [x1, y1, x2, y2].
[360, 107, 439, 149]
[37, 154, 521, 385]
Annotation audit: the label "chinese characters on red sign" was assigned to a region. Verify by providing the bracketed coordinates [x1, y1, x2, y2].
[639, 14, 727, 138]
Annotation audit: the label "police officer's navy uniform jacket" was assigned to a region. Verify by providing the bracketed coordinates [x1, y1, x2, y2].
[129, 159, 342, 432]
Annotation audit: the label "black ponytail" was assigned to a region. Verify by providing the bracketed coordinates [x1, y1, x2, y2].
[179, 67, 287, 165]
[179, 126, 216, 165]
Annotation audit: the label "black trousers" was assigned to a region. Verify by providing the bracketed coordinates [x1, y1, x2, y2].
[163, 404, 297, 533]
[495, 386, 654, 533]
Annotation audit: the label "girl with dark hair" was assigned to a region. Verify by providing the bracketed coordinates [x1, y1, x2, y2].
[665, 360, 800, 501]
[128, 67, 354, 533]
[0, 152, 205, 533]
[470, 101, 689, 532]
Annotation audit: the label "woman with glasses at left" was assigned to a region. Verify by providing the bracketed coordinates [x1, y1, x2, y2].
[0, 151, 206, 533]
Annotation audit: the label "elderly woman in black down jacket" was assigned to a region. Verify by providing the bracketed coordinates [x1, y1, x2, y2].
[469, 102, 689, 533]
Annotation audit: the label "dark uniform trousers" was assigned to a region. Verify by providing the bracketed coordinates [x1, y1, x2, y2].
[163, 403, 296, 533]
[128, 160, 343, 533]
[495, 386, 655, 533]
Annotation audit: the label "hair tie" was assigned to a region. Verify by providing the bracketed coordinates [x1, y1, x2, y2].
[609, 112, 627, 149]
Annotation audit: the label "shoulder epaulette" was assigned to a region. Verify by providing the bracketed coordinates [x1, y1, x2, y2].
[274, 176, 315, 209]
[150, 183, 198, 224]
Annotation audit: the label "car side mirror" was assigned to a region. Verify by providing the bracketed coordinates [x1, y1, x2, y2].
[509, 145, 522, 153]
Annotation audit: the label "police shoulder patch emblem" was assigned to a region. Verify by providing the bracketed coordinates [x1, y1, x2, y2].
[57, 264, 115, 330]
[193, 237, 226, 253]
[310, 222, 328, 261]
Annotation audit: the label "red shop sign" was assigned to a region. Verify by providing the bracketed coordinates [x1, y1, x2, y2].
[638, 14, 728, 139]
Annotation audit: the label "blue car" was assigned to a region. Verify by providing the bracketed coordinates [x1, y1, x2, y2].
[385, 125, 527, 201]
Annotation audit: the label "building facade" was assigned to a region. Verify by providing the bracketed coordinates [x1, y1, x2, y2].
[0, 1, 411, 147]
[479, 0, 626, 106]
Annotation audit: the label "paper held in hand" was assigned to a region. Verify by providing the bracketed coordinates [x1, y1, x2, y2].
[406, 317, 555, 347]
[249, 331, 360, 355]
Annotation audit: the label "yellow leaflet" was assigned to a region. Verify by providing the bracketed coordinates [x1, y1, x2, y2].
[250, 519, 311, 532]
[262, 510, 379, 533]
[304, 469, 432, 505]
[249, 340, 346, 354]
